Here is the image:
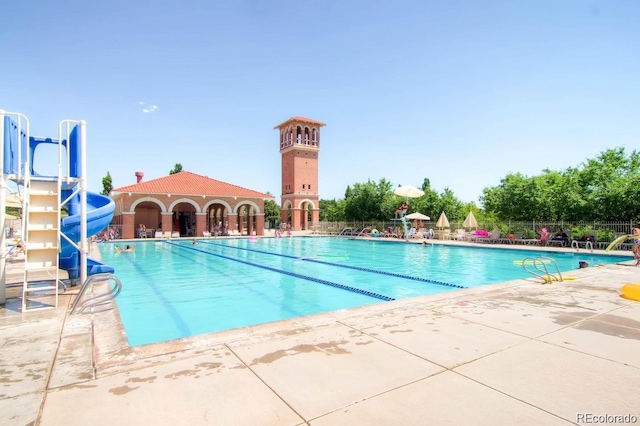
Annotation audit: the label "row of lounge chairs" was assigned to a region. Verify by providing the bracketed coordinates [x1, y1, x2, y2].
[331, 227, 602, 248]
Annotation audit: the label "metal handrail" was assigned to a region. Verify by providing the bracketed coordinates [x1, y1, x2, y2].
[521, 256, 564, 283]
[70, 273, 122, 314]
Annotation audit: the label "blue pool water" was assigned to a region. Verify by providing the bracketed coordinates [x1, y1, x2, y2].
[98, 238, 630, 346]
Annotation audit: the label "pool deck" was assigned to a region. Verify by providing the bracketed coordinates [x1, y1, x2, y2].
[2, 235, 640, 425]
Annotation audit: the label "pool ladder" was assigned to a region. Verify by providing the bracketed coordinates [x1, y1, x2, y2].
[70, 273, 122, 314]
[520, 256, 565, 283]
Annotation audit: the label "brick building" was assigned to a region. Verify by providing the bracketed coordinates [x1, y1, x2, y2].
[110, 171, 273, 239]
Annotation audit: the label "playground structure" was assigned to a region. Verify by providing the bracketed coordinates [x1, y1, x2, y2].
[1, 110, 115, 311]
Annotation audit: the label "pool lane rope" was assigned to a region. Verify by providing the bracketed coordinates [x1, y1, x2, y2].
[164, 241, 394, 302]
[201, 241, 466, 290]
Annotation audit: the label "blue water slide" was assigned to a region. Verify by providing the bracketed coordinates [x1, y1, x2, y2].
[59, 191, 116, 280]
[3, 117, 113, 279]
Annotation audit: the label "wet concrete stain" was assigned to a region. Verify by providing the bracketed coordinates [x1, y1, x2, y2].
[195, 362, 222, 371]
[596, 314, 640, 330]
[230, 364, 248, 370]
[389, 329, 413, 334]
[275, 326, 313, 337]
[164, 369, 199, 380]
[550, 311, 601, 326]
[354, 340, 374, 345]
[61, 383, 98, 391]
[250, 340, 351, 365]
[566, 284, 620, 294]
[382, 323, 403, 329]
[575, 320, 640, 340]
[126, 375, 157, 384]
[109, 384, 140, 395]
[500, 295, 592, 311]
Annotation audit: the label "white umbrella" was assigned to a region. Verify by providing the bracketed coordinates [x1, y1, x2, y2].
[393, 185, 424, 199]
[463, 211, 478, 229]
[405, 212, 430, 221]
[435, 211, 450, 228]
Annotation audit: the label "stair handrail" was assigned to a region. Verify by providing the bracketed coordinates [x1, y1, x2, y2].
[521, 256, 564, 282]
[70, 273, 122, 314]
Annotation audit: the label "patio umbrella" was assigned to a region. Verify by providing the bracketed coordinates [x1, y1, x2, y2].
[435, 211, 450, 229]
[393, 185, 424, 200]
[404, 212, 430, 221]
[463, 211, 478, 229]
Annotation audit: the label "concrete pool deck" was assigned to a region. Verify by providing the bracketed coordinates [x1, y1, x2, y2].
[1, 237, 640, 425]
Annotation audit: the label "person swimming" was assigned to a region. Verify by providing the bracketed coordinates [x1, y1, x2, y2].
[115, 244, 136, 253]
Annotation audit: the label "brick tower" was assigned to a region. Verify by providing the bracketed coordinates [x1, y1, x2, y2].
[274, 116, 325, 231]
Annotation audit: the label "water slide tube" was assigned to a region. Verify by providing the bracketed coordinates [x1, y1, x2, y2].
[59, 190, 115, 280]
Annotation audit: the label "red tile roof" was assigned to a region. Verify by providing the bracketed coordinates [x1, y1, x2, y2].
[274, 116, 326, 129]
[112, 171, 274, 199]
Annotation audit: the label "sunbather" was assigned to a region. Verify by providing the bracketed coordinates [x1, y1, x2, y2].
[395, 202, 408, 219]
[551, 229, 569, 246]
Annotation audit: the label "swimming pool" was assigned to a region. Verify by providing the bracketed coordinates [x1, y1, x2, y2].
[98, 238, 629, 346]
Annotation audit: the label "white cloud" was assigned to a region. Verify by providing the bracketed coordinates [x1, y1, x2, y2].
[138, 101, 145, 105]
[142, 104, 158, 113]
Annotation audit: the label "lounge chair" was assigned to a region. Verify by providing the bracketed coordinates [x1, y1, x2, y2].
[509, 232, 525, 244]
[436, 229, 452, 240]
[571, 232, 597, 251]
[406, 228, 417, 239]
[325, 227, 338, 235]
[339, 227, 353, 236]
[468, 230, 489, 242]
[451, 229, 466, 241]
[475, 229, 501, 243]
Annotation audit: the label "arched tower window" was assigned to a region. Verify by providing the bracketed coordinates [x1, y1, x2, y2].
[296, 126, 302, 144]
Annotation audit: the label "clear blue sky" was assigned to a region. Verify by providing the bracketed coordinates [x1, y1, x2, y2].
[3, 1, 639, 204]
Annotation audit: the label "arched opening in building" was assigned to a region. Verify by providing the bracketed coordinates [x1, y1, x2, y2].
[298, 201, 314, 231]
[172, 202, 197, 236]
[207, 203, 227, 235]
[237, 204, 257, 235]
[134, 201, 162, 238]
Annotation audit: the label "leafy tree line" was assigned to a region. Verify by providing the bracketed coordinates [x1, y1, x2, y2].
[481, 148, 640, 221]
[318, 148, 640, 223]
[98, 148, 639, 224]
[319, 178, 480, 223]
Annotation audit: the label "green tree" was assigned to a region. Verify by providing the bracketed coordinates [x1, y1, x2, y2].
[480, 148, 640, 221]
[578, 148, 640, 221]
[319, 199, 346, 221]
[101, 171, 113, 196]
[169, 163, 183, 175]
[343, 178, 394, 221]
[263, 197, 280, 228]
[435, 188, 465, 221]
